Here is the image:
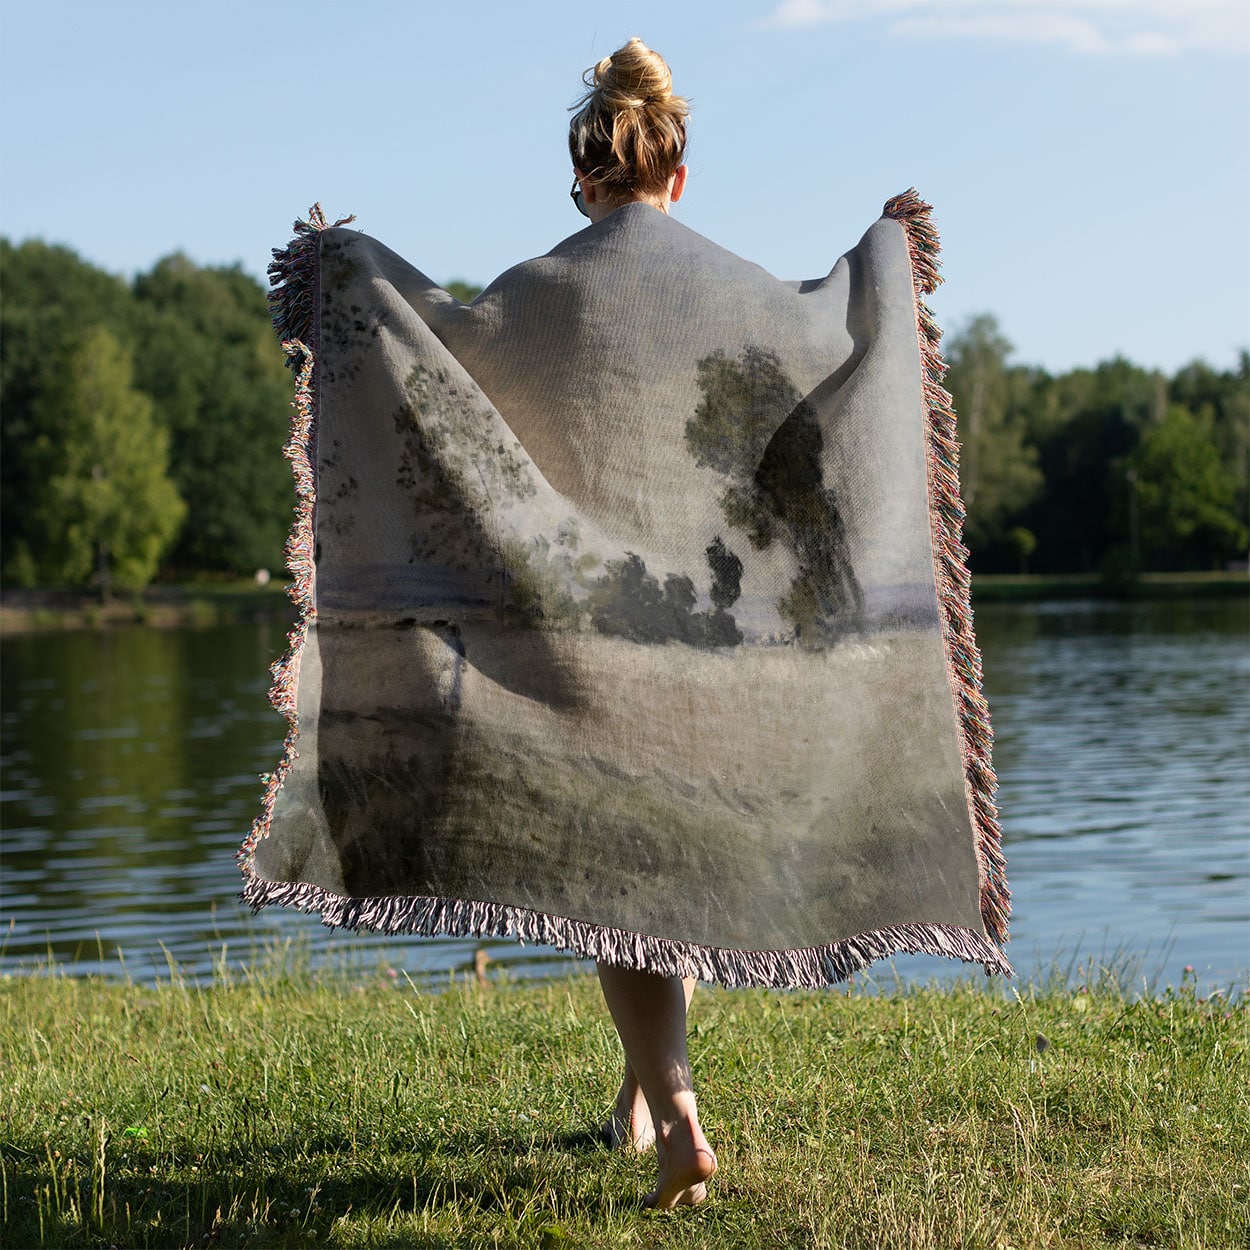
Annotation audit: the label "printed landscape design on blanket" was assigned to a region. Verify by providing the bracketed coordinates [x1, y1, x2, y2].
[240, 193, 1011, 988]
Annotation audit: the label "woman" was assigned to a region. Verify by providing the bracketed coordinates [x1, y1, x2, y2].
[566, 37, 717, 1211]
[245, 36, 1009, 1216]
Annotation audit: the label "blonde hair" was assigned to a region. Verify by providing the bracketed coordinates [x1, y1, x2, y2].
[568, 38, 689, 199]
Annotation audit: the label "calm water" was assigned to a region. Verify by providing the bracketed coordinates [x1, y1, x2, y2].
[2, 598, 1247, 992]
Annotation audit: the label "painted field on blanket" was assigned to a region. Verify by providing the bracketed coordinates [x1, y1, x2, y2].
[1, 596, 1246, 993]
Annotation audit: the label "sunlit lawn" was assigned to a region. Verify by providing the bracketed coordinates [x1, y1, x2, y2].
[2, 958, 1245, 1248]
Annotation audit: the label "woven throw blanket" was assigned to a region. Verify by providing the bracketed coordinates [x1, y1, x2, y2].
[239, 191, 1011, 987]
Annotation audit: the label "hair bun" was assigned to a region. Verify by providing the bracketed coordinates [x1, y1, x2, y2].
[569, 38, 689, 198]
[595, 36, 673, 109]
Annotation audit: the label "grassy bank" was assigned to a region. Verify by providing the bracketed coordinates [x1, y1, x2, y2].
[0, 582, 295, 634]
[2, 965, 1245, 1249]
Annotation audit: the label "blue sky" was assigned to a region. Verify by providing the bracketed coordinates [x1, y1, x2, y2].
[2, 0, 1246, 374]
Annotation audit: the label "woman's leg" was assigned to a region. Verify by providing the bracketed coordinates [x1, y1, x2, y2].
[596, 963, 717, 1208]
[603, 1054, 654, 1151]
[603, 977, 696, 1151]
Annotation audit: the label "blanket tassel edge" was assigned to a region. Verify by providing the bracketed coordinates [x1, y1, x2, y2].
[237, 205, 352, 873]
[240, 872, 1014, 988]
[884, 188, 1011, 952]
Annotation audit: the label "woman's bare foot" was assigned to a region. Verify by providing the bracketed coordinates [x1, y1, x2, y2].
[644, 1116, 717, 1209]
[602, 1071, 655, 1151]
[594, 966, 712, 1207]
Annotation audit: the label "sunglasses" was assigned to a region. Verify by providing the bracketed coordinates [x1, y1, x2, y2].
[570, 177, 589, 219]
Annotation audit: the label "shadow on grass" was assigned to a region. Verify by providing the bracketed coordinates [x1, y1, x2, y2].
[6, 1125, 631, 1249]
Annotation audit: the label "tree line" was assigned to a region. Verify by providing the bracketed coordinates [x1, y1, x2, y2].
[1, 239, 1245, 596]
[945, 316, 1247, 576]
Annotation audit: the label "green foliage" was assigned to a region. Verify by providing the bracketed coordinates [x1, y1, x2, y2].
[1, 238, 291, 585]
[445, 279, 484, 304]
[131, 255, 293, 573]
[1007, 526, 1037, 574]
[943, 317, 1249, 575]
[0, 240, 139, 577]
[13, 328, 184, 595]
[1, 232, 1243, 588]
[1028, 357, 1163, 573]
[1133, 405, 1248, 568]
[0, 238, 134, 335]
[1168, 351, 1250, 545]
[944, 315, 1043, 553]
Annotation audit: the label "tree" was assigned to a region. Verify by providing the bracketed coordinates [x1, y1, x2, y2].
[2, 242, 293, 581]
[1007, 526, 1037, 575]
[1, 239, 139, 579]
[444, 280, 483, 304]
[132, 256, 293, 574]
[1169, 353, 1250, 543]
[1132, 405, 1247, 569]
[20, 328, 185, 597]
[4, 232, 1242, 586]
[943, 316, 1042, 560]
[1019, 357, 1160, 573]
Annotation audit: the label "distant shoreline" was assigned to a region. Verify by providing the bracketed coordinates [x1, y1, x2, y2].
[969, 569, 1248, 602]
[0, 582, 295, 634]
[1, 570, 1245, 634]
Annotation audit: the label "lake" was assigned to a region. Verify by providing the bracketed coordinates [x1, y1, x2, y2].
[2, 596, 1246, 993]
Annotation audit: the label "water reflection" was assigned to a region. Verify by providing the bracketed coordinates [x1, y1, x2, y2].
[1, 597, 1246, 991]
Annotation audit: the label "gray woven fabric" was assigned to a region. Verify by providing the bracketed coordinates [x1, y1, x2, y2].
[240, 195, 1011, 986]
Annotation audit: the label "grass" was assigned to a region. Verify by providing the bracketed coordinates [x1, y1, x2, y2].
[1, 959, 1246, 1249]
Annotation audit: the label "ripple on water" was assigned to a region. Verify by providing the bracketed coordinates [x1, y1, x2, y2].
[1, 603, 1246, 990]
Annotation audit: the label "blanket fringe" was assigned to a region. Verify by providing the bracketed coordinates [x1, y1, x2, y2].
[883, 189, 1011, 948]
[238, 205, 350, 868]
[266, 204, 355, 353]
[240, 873, 1013, 988]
